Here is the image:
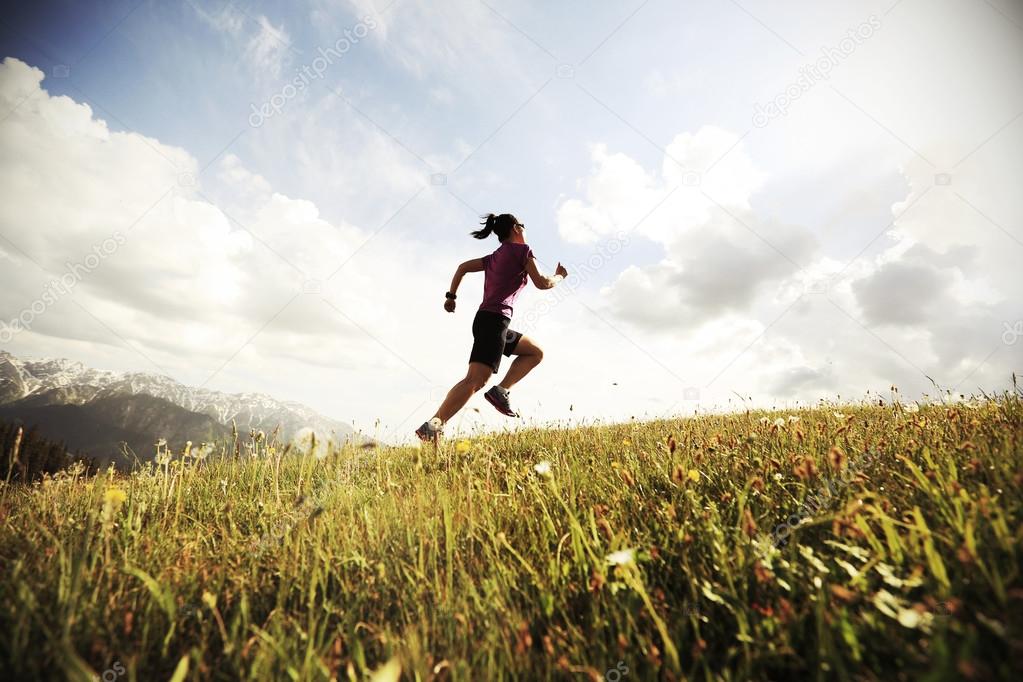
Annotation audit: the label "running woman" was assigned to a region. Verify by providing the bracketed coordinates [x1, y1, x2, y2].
[416, 213, 567, 442]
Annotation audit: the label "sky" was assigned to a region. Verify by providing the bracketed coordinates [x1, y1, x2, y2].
[0, 0, 1021, 443]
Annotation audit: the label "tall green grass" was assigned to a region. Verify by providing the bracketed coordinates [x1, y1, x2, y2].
[1, 395, 1020, 680]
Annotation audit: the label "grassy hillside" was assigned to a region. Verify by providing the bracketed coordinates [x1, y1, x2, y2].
[0, 395, 1020, 680]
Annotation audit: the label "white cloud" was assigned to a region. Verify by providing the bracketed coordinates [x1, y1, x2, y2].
[0, 57, 413, 394]
[245, 15, 292, 78]
[189, 2, 291, 79]
[562, 127, 812, 330]
[190, 1, 245, 36]
[558, 94, 1020, 402]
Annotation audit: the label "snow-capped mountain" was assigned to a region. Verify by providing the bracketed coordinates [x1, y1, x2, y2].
[0, 350, 356, 443]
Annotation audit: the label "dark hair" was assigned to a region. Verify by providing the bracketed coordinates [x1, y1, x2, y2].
[472, 213, 519, 241]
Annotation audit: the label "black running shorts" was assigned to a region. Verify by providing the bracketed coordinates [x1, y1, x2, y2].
[469, 310, 522, 374]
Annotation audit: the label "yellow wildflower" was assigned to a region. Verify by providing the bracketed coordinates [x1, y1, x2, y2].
[687, 469, 700, 482]
[104, 487, 127, 507]
[456, 440, 472, 454]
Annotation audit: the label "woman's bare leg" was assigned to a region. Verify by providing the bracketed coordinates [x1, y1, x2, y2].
[498, 336, 544, 391]
[434, 362, 493, 423]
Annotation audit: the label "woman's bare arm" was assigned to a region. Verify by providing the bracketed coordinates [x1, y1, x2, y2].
[444, 258, 485, 312]
[525, 256, 568, 290]
[449, 258, 485, 294]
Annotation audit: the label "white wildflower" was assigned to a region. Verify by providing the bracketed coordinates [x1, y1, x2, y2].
[605, 548, 636, 566]
[533, 461, 552, 478]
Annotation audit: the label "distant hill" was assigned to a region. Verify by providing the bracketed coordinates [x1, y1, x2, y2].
[0, 393, 232, 467]
[0, 351, 359, 465]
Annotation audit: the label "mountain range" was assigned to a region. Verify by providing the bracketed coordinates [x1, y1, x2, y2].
[0, 351, 357, 466]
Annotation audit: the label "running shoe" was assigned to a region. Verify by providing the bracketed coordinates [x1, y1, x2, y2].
[415, 417, 443, 443]
[484, 385, 519, 417]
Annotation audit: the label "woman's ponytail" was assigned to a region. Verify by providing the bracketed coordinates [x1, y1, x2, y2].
[471, 213, 518, 241]
[471, 213, 497, 240]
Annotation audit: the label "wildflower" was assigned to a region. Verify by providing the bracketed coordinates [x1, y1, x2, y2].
[773, 417, 786, 429]
[533, 461, 552, 478]
[687, 469, 700, 482]
[741, 508, 758, 537]
[605, 548, 636, 566]
[622, 438, 632, 447]
[793, 456, 818, 480]
[904, 402, 920, 414]
[787, 415, 800, 424]
[155, 438, 167, 447]
[620, 468, 636, 487]
[759, 417, 769, 425]
[828, 446, 846, 471]
[897, 608, 924, 629]
[830, 584, 857, 603]
[832, 412, 845, 419]
[104, 487, 127, 507]
[456, 440, 472, 454]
